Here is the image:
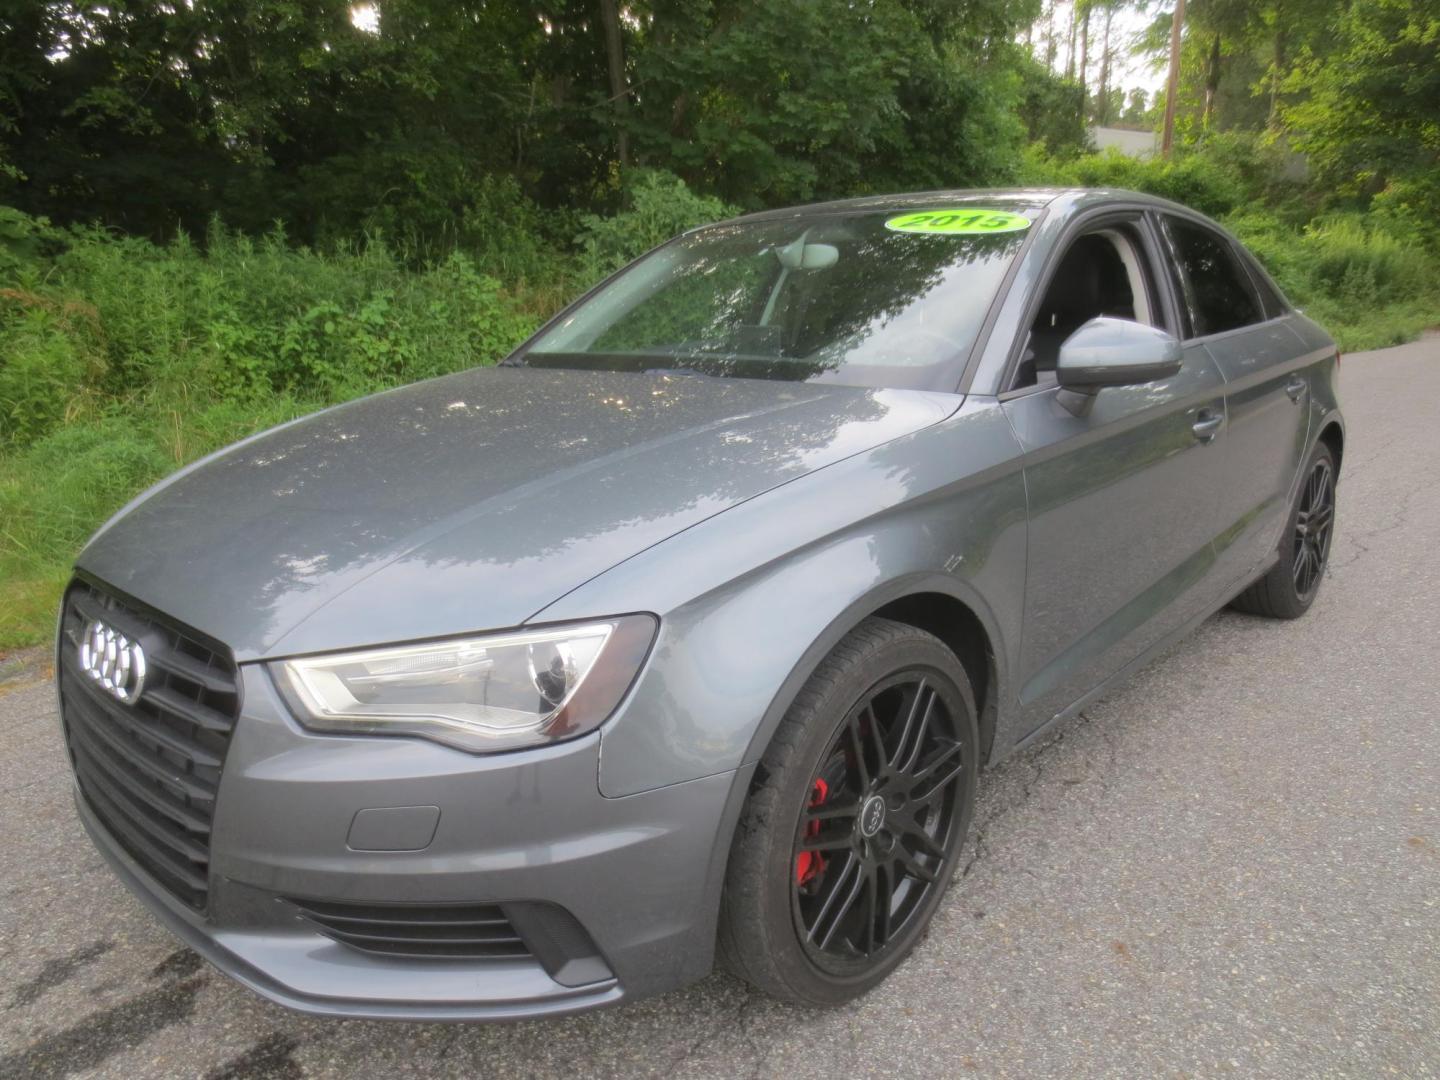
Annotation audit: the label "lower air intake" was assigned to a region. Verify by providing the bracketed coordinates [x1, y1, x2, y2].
[288, 898, 530, 960]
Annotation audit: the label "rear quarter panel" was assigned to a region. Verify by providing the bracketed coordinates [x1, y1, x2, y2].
[1288, 313, 1343, 439]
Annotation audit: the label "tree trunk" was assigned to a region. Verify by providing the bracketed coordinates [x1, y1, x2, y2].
[1160, 0, 1186, 159]
[1045, 0, 1058, 67]
[1065, 2, 1077, 79]
[1268, 23, 1287, 129]
[1079, 7, 1090, 105]
[599, 0, 629, 168]
[1202, 32, 1221, 131]
[1097, 8, 1114, 126]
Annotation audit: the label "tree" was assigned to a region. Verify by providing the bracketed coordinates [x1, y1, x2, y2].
[1137, 0, 1346, 146]
[1120, 87, 1150, 127]
[629, 0, 1042, 208]
[598, 0, 631, 167]
[1161, 0, 1185, 156]
[1094, 2, 1116, 125]
[1017, 55, 1089, 153]
[1286, 0, 1440, 220]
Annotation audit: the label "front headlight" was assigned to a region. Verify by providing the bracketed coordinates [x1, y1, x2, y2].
[278, 615, 656, 753]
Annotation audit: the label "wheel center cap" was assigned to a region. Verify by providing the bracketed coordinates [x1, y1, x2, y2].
[858, 795, 887, 838]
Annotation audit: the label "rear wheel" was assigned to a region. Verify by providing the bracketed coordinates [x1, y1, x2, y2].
[1231, 442, 1337, 619]
[718, 617, 978, 1005]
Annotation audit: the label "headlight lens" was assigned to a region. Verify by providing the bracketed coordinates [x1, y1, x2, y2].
[278, 615, 656, 753]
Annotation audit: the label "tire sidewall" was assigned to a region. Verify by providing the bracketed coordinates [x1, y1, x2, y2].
[1284, 441, 1338, 612]
[750, 629, 979, 1005]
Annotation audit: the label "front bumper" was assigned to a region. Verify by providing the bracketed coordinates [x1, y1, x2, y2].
[74, 664, 748, 1021]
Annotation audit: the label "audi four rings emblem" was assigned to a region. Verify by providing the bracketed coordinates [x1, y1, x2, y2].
[79, 619, 147, 704]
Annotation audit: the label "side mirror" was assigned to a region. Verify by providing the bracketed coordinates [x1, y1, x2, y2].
[1056, 317, 1183, 393]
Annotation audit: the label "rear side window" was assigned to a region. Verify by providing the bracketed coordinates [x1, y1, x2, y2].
[1162, 217, 1265, 337]
[1239, 250, 1289, 319]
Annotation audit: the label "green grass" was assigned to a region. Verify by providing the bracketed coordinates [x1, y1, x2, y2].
[1304, 297, 1438, 352]
[0, 227, 549, 649]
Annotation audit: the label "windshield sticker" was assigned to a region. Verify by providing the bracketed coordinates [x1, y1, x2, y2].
[884, 210, 1031, 235]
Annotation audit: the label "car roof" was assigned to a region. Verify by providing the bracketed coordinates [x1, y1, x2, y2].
[721, 188, 1199, 226]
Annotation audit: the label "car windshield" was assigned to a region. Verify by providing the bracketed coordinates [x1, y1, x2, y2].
[516, 207, 1036, 391]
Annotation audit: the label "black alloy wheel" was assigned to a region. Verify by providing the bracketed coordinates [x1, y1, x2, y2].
[792, 672, 966, 970]
[718, 617, 979, 1005]
[1292, 456, 1335, 601]
[1231, 440, 1339, 620]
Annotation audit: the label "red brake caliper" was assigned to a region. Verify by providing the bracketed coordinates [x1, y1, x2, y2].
[795, 777, 830, 886]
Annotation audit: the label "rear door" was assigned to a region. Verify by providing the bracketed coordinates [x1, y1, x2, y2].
[1157, 214, 1311, 585]
[999, 212, 1230, 746]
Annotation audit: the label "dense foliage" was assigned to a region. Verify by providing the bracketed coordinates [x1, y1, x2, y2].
[1025, 139, 1440, 346]
[0, 172, 739, 644]
[0, 0, 1054, 242]
[0, 0, 1437, 647]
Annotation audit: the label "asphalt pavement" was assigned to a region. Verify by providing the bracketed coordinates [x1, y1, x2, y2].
[1, 336, 1436, 1079]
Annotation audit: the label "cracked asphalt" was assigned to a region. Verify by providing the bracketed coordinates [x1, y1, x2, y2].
[2, 337, 1437, 1079]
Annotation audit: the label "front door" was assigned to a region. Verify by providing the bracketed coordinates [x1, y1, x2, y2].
[999, 215, 1229, 745]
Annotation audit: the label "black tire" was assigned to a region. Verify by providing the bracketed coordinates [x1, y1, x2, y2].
[717, 617, 979, 1006]
[1231, 441, 1338, 619]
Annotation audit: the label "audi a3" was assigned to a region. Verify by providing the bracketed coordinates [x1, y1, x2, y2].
[58, 189, 1342, 1018]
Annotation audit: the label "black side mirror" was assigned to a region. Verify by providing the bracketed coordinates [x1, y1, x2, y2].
[1056, 317, 1183, 394]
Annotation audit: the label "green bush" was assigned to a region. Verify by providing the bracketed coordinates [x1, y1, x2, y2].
[1370, 173, 1440, 253]
[1304, 216, 1431, 303]
[0, 208, 555, 646]
[0, 417, 177, 648]
[456, 174, 576, 286]
[0, 294, 104, 443]
[1021, 145, 1247, 217]
[0, 206, 65, 276]
[1022, 133, 1318, 220]
[1027, 140, 1439, 352]
[1227, 209, 1438, 349]
[13, 221, 541, 411]
[575, 169, 738, 282]
[1, 419, 172, 557]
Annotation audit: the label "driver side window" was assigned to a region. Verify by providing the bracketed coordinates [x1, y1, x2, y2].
[1013, 224, 1161, 390]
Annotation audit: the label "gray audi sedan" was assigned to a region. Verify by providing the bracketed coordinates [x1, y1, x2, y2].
[59, 189, 1341, 1019]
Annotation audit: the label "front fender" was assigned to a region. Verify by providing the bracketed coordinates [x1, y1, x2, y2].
[733, 569, 1011, 774]
[532, 399, 1027, 798]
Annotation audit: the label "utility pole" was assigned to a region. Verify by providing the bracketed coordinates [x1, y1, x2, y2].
[1160, 0, 1185, 159]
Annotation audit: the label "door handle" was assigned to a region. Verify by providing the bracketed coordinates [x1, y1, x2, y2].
[1285, 375, 1307, 402]
[1192, 410, 1224, 442]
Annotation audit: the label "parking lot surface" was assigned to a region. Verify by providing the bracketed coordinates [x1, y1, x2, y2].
[1, 337, 1436, 1079]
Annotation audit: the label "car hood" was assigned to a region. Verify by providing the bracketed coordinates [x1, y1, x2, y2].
[78, 367, 959, 659]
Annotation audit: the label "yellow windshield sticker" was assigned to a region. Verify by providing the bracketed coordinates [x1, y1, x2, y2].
[884, 209, 1031, 235]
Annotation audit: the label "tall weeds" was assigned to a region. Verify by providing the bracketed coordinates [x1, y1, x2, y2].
[0, 221, 544, 646]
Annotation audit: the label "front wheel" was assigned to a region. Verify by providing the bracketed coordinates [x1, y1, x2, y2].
[717, 617, 979, 1005]
[1231, 441, 1337, 619]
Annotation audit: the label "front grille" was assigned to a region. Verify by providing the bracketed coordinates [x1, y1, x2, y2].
[58, 577, 240, 910]
[288, 898, 531, 960]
